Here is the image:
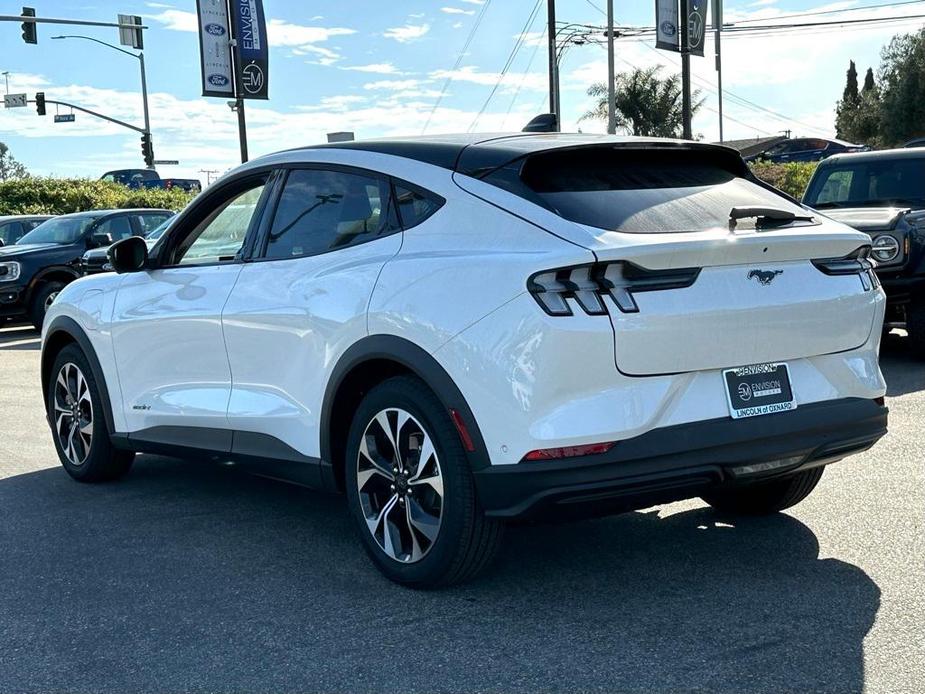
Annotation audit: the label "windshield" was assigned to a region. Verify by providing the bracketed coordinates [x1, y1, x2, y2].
[17, 216, 101, 245]
[483, 147, 812, 233]
[805, 158, 925, 208]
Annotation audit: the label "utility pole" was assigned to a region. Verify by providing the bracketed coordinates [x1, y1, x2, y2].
[199, 169, 219, 186]
[546, 0, 558, 130]
[713, 0, 724, 142]
[679, 0, 693, 140]
[606, 0, 616, 134]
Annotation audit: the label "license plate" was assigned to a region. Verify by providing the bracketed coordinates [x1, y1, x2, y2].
[723, 363, 796, 419]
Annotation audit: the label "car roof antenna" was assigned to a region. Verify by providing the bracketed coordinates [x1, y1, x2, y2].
[522, 113, 558, 133]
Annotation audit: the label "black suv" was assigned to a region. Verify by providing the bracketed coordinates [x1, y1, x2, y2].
[0, 215, 54, 246]
[803, 148, 925, 351]
[0, 208, 173, 329]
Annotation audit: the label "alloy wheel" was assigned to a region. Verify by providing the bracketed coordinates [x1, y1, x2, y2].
[356, 408, 444, 563]
[53, 362, 93, 466]
[44, 290, 59, 313]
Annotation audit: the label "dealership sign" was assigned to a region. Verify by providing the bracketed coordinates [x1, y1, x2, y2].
[655, 0, 709, 57]
[196, 0, 234, 97]
[230, 0, 269, 99]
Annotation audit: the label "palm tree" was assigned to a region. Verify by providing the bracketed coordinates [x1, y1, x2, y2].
[580, 65, 704, 138]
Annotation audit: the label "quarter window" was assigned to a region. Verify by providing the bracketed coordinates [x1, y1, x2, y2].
[394, 184, 443, 229]
[174, 183, 266, 265]
[264, 169, 395, 260]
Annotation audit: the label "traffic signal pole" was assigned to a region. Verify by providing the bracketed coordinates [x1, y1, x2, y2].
[31, 96, 145, 133]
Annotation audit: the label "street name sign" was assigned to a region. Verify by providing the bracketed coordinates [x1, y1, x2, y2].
[54, 114, 75, 123]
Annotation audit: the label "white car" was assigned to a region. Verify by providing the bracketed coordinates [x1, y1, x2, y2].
[41, 134, 888, 586]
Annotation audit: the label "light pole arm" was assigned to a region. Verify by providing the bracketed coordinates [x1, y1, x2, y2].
[33, 98, 145, 133]
[51, 34, 139, 59]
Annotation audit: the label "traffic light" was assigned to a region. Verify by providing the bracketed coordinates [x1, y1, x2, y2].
[141, 132, 154, 167]
[21, 7, 37, 44]
[35, 92, 45, 116]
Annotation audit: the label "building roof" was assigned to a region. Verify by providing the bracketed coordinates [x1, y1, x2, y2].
[720, 135, 788, 158]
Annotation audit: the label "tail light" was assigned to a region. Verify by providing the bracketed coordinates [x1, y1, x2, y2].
[812, 246, 879, 290]
[528, 261, 700, 316]
[522, 441, 615, 461]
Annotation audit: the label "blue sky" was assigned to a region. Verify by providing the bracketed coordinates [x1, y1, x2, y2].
[1, 0, 923, 180]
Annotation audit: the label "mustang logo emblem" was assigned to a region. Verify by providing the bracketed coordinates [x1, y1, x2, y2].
[748, 269, 783, 285]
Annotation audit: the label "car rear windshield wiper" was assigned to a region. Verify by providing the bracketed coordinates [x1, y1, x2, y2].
[728, 206, 814, 231]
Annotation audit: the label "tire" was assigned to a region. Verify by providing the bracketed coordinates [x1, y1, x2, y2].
[906, 299, 925, 358]
[701, 467, 824, 516]
[30, 281, 66, 331]
[47, 344, 134, 483]
[345, 375, 503, 587]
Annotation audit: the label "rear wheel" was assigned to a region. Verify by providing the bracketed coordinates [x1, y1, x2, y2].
[47, 344, 134, 482]
[345, 376, 503, 587]
[701, 467, 824, 516]
[30, 281, 65, 330]
[906, 299, 925, 358]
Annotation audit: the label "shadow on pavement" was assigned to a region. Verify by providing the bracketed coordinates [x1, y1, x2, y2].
[0, 325, 40, 352]
[879, 330, 925, 396]
[0, 456, 880, 694]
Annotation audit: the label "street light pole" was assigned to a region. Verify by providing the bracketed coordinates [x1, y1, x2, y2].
[547, 0, 558, 129]
[606, 0, 616, 135]
[679, 0, 693, 140]
[50, 34, 153, 166]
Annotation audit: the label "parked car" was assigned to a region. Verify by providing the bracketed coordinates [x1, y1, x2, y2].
[745, 137, 867, 164]
[803, 147, 925, 350]
[0, 208, 173, 328]
[100, 169, 202, 193]
[0, 215, 54, 247]
[80, 215, 175, 275]
[41, 134, 888, 586]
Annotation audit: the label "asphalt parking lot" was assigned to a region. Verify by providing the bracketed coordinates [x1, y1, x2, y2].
[0, 323, 922, 694]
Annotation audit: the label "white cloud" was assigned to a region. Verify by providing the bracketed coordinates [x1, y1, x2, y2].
[460, 0, 486, 4]
[429, 66, 546, 92]
[441, 7, 475, 15]
[383, 24, 430, 43]
[340, 63, 406, 75]
[363, 79, 425, 91]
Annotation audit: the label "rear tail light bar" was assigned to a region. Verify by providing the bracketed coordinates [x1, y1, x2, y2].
[812, 246, 880, 291]
[528, 261, 700, 316]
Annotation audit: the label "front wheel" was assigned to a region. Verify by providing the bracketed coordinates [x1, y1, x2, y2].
[30, 281, 66, 330]
[48, 344, 134, 482]
[345, 376, 503, 587]
[701, 467, 824, 516]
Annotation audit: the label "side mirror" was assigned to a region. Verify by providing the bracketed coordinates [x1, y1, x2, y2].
[89, 232, 113, 248]
[109, 235, 148, 274]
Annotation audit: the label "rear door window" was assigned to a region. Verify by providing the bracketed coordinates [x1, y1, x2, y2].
[482, 147, 810, 233]
[95, 215, 135, 242]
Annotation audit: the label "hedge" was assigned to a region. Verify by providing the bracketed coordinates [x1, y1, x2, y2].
[748, 161, 818, 200]
[0, 177, 195, 215]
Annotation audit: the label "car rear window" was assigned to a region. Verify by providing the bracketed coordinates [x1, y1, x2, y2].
[481, 147, 810, 233]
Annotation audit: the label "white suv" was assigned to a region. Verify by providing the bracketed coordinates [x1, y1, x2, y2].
[41, 134, 888, 586]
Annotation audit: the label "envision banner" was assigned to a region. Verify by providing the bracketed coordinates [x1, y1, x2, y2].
[655, 0, 709, 57]
[196, 0, 234, 97]
[230, 0, 270, 100]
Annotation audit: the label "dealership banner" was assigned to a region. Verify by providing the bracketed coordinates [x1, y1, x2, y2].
[196, 0, 234, 97]
[230, 0, 270, 100]
[655, 0, 709, 56]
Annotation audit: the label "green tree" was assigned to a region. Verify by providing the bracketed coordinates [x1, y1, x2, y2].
[0, 141, 28, 181]
[862, 67, 876, 92]
[580, 66, 703, 138]
[878, 28, 925, 146]
[835, 61, 882, 145]
[843, 60, 860, 105]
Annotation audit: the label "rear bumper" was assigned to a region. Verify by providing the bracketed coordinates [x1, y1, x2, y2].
[472, 397, 887, 520]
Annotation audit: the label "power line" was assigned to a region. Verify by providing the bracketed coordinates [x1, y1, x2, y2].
[469, 0, 543, 132]
[421, 0, 493, 134]
[503, 24, 545, 128]
[731, 0, 925, 25]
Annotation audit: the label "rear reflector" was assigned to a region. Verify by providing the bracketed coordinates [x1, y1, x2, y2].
[523, 442, 615, 461]
[449, 409, 476, 452]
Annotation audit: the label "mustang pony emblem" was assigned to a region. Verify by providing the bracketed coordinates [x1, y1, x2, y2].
[748, 269, 783, 285]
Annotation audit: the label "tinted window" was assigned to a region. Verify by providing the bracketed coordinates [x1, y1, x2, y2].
[135, 213, 171, 235]
[95, 215, 134, 242]
[0, 222, 23, 245]
[484, 148, 810, 233]
[805, 158, 925, 208]
[395, 184, 443, 229]
[18, 216, 101, 245]
[175, 184, 266, 265]
[264, 169, 396, 260]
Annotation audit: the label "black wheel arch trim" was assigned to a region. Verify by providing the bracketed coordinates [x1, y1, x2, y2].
[320, 335, 492, 489]
[27, 266, 80, 304]
[42, 315, 117, 436]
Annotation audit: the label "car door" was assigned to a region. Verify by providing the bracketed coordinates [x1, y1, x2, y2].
[110, 175, 270, 439]
[222, 165, 403, 465]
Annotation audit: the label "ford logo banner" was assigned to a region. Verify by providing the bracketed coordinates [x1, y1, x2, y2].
[208, 74, 230, 87]
[660, 21, 677, 37]
[204, 23, 226, 36]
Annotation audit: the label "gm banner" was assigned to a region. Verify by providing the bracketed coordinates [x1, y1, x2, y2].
[230, 0, 270, 100]
[196, 0, 234, 97]
[655, 0, 709, 56]
[655, 0, 680, 52]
